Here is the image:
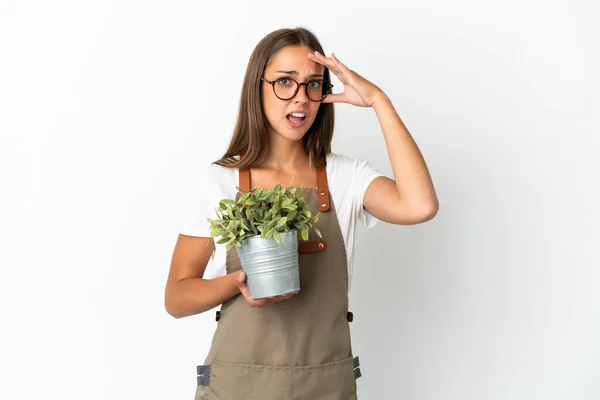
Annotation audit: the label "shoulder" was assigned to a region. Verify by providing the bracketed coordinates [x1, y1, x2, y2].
[198, 162, 238, 200]
[325, 152, 375, 177]
[204, 162, 237, 180]
[326, 152, 383, 198]
[326, 152, 355, 167]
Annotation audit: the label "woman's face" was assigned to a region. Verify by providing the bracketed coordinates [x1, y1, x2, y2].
[261, 45, 325, 143]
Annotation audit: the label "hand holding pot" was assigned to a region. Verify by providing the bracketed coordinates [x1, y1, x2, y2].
[236, 271, 298, 308]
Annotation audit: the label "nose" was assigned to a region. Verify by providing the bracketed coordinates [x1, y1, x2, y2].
[293, 83, 309, 104]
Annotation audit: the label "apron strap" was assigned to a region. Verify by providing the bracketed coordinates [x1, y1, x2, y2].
[315, 160, 330, 212]
[298, 240, 327, 253]
[239, 168, 251, 193]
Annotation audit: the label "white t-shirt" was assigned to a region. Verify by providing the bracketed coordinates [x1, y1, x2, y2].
[179, 152, 383, 290]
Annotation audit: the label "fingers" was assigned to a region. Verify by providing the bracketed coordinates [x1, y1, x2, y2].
[308, 51, 339, 74]
[236, 271, 298, 308]
[330, 53, 349, 72]
[321, 93, 346, 104]
[237, 271, 268, 308]
[268, 291, 298, 304]
[310, 51, 348, 75]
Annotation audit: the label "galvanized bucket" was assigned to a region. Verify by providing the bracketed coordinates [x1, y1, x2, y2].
[236, 229, 300, 299]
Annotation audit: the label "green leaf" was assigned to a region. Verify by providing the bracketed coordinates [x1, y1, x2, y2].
[273, 230, 281, 242]
[210, 227, 225, 238]
[282, 198, 294, 207]
[240, 233, 256, 241]
[275, 217, 288, 229]
[301, 227, 309, 241]
[238, 193, 249, 202]
[259, 190, 272, 201]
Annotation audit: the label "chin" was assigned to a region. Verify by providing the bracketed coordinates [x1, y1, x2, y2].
[277, 131, 306, 142]
[275, 123, 312, 142]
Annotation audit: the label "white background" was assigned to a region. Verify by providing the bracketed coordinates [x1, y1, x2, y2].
[1, 0, 598, 399]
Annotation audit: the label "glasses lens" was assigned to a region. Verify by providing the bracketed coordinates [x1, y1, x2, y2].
[306, 80, 326, 101]
[274, 78, 298, 100]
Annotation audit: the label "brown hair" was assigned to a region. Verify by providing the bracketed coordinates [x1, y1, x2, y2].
[213, 27, 334, 170]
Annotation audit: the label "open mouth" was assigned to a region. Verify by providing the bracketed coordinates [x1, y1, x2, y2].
[286, 112, 307, 127]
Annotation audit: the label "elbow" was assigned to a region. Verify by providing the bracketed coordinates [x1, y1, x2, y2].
[384, 199, 439, 225]
[407, 200, 439, 224]
[164, 301, 180, 319]
[421, 201, 439, 222]
[165, 303, 186, 319]
[164, 290, 185, 319]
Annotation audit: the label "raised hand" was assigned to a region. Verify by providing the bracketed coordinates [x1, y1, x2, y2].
[308, 51, 385, 107]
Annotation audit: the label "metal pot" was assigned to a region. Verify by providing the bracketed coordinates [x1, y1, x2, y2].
[235, 229, 300, 299]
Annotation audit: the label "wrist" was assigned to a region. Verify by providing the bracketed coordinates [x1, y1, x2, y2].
[227, 270, 242, 294]
[371, 91, 390, 109]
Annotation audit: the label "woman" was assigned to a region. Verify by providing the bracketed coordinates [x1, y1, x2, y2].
[165, 27, 438, 399]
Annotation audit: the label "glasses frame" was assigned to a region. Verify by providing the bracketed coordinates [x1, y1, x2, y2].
[260, 77, 334, 102]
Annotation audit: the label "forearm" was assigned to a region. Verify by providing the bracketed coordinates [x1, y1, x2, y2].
[166, 272, 240, 318]
[372, 93, 438, 211]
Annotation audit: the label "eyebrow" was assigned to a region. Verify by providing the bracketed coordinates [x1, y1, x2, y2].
[276, 70, 324, 78]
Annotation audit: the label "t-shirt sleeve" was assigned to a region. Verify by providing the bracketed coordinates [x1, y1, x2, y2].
[354, 158, 384, 228]
[178, 164, 221, 238]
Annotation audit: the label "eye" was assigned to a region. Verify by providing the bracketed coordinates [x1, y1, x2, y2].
[308, 80, 323, 88]
[276, 78, 292, 86]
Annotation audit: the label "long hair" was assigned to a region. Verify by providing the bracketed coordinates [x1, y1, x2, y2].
[213, 27, 334, 170]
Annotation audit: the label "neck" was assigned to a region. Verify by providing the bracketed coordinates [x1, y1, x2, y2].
[262, 132, 311, 171]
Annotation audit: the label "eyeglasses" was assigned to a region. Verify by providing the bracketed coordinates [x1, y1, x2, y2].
[260, 77, 333, 102]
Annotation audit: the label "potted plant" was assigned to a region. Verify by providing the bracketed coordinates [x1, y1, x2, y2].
[207, 182, 322, 299]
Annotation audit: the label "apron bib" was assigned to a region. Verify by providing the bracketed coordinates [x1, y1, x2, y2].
[195, 163, 362, 399]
